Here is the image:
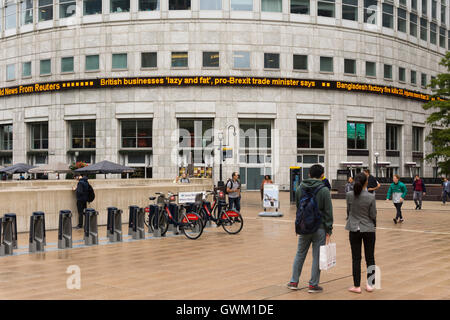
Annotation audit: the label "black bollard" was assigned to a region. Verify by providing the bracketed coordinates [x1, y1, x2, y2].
[58, 210, 72, 249]
[128, 205, 139, 236]
[84, 208, 98, 245]
[107, 207, 123, 242]
[29, 212, 46, 253]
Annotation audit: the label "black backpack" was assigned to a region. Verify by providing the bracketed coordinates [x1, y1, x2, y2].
[295, 185, 325, 235]
[87, 183, 95, 203]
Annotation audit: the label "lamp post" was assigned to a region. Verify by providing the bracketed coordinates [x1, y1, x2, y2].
[218, 131, 224, 183]
[374, 152, 380, 180]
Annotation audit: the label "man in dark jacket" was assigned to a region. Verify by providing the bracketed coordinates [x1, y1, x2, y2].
[288, 164, 334, 293]
[412, 175, 426, 210]
[76, 175, 89, 228]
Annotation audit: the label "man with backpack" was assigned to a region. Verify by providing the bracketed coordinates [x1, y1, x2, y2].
[75, 175, 94, 229]
[287, 164, 333, 293]
[226, 172, 241, 212]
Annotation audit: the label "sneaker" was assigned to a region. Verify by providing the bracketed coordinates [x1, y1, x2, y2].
[393, 218, 397, 224]
[399, 219, 404, 223]
[308, 285, 323, 293]
[287, 282, 299, 290]
[415, 205, 419, 210]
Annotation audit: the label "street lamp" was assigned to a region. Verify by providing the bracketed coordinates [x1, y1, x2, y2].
[374, 152, 380, 180]
[218, 131, 224, 183]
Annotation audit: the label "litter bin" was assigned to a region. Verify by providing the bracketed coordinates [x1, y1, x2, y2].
[58, 210, 72, 249]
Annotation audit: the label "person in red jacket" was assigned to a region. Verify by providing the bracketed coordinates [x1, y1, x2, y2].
[412, 175, 426, 210]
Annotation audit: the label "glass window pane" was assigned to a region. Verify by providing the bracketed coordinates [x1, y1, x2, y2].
[411, 70, 417, 84]
[40, 59, 51, 75]
[344, 59, 356, 74]
[169, 0, 191, 10]
[171, 52, 188, 67]
[200, 0, 221, 10]
[128, 153, 146, 164]
[111, 0, 130, 13]
[84, 0, 102, 15]
[39, 0, 54, 21]
[262, 0, 282, 12]
[61, 57, 74, 73]
[86, 55, 99, 71]
[347, 122, 355, 149]
[311, 122, 324, 148]
[21, 0, 34, 25]
[366, 61, 376, 77]
[231, 0, 253, 11]
[364, 0, 377, 24]
[60, 0, 77, 18]
[356, 123, 367, 149]
[297, 121, 310, 148]
[203, 52, 219, 68]
[384, 64, 392, 79]
[264, 53, 280, 69]
[22, 62, 32, 77]
[410, 13, 418, 37]
[6, 65, 15, 81]
[342, 0, 358, 21]
[420, 18, 428, 41]
[399, 67, 406, 82]
[112, 53, 128, 69]
[293, 55, 308, 70]
[139, 0, 160, 11]
[398, 8, 407, 33]
[5, 3, 17, 30]
[233, 51, 250, 69]
[141, 52, 157, 68]
[318, 1, 335, 18]
[291, 0, 310, 14]
[320, 56, 333, 72]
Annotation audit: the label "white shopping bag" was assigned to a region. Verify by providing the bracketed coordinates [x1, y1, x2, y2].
[319, 243, 337, 271]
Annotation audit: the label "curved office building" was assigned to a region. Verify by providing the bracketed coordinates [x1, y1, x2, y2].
[0, 0, 447, 189]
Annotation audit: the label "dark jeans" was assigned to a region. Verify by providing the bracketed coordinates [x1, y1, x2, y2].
[349, 231, 376, 287]
[394, 202, 403, 220]
[229, 197, 240, 212]
[443, 191, 449, 204]
[77, 200, 87, 227]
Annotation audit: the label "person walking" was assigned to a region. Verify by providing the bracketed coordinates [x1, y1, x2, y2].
[345, 176, 354, 193]
[226, 172, 241, 212]
[346, 173, 377, 294]
[75, 175, 90, 229]
[363, 169, 380, 195]
[442, 177, 450, 205]
[287, 164, 334, 293]
[412, 175, 426, 210]
[386, 174, 408, 224]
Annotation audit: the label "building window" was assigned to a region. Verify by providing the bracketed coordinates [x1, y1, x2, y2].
[40, 59, 51, 75]
[399, 67, 406, 82]
[85, 55, 100, 71]
[412, 127, 423, 152]
[178, 119, 214, 169]
[239, 119, 272, 165]
[233, 51, 250, 69]
[347, 122, 367, 150]
[430, 22, 437, 44]
[440, 27, 446, 48]
[297, 121, 324, 149]
[422, 0, 428, 15]
[200, 0, 221, 10]
[171, 52, 188, 68]
[60, 0, 76, 18]
[431, 75, 436, 88]
[39, 0, 54, 22]
[384, 64, 392, 79]
[84, 0, 102, 15]
[421, 73, 427, 87]
[420, 18, 428, 41]
[382, 3, 394, 28]
[399, 0, 407, 6]
[6, 64, 15, 81]
[0, 125, 13, 151]
[291, 0, 310, 14]
[70, 121, 96, 149]
[386, 124, 399, 151]
[203, 52, 219, 68]
[112, 53, 128, 69]
[364, 0, 377, 24]
[61, 57, 74, 73]
[432, 0, 437, 19]
[344, 59, 356, 75]
[411, 70, 417, 84]
[293, 55, 308, 70]
[121, 120, 152, 148]
[30, 122, 48, 150]
[231, 0, 253, 11]
[366, 61, 376, 77]
[397, 8, 407, 33]
[262, 0, 282, 12]
[441, 1, 446, 23]
[342, 0, 358, 21]
[21, 0, 34, 25]
[5, 1, 17, 30]
[410, 13, 418, 37]
[448, 30, 450, 48]
[318, 0, 335, 17]
[111, 0, 130, 13]
[139, 0, 159, 11]
[264, 53, 280, 69]
[412, 0, 418, 10]
[141, 52, 157, 68]
[22, 62, 32, 77]
[169, 0, 191, 10]
[320, 56, 333, 72]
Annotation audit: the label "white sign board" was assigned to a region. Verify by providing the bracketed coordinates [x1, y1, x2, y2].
[263, 184, 279, 208]
[178, 191, 206, 204]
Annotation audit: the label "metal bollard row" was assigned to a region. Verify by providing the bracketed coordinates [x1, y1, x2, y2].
[107, 207, 123, 243]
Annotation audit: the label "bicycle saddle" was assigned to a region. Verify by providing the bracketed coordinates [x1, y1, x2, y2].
[149, 197, 156, 200]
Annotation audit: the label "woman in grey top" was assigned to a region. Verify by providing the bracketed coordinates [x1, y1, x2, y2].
[346, 173, 377, 294]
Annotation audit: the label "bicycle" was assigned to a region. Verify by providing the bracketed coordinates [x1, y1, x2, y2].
[147, 192, 204, 240]
[196, 188, 244, 234]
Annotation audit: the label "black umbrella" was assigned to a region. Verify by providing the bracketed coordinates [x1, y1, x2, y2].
[74, 160, 135, 174]
[0, 163, 36, 174]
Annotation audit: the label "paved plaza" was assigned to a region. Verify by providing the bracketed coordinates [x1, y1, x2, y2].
[0, 191, 449, 300]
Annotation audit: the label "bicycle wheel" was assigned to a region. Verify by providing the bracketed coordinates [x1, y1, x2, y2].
[221, 210, 244, 234]
[181, 212, 204, 240]
[151, 211, 169, 236]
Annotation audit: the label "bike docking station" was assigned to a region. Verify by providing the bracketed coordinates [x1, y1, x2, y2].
[179, 191, 213, 227]
[258, 184, 283, 217]
[0, 213, 17, 256]
[58, 210, 73, 249]
[84, 208, 99, 245]
[167, 202, 180, 235]
[29, 211, 46, 253]
[107, 207, 123, 242]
